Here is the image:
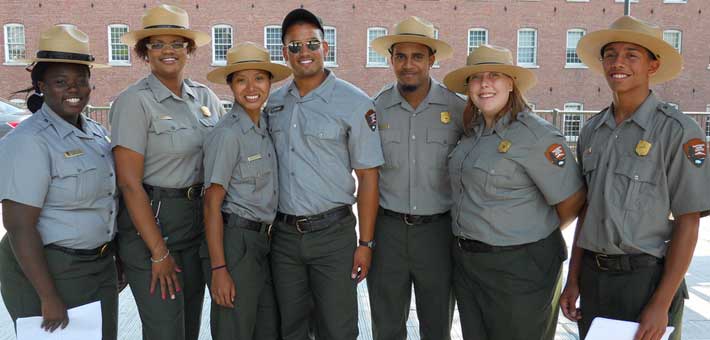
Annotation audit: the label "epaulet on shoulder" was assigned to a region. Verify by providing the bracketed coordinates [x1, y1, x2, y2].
[373, 83, 395, 101]
[516, 111, 556, 138]
[84, 115, 98, 124]
[437, 82, 467, 102]
[184, 78, 207, 88]
[584, 106, 608, 124]
[657, 102, 696, 129]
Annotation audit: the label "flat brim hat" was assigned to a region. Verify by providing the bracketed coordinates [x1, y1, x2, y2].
[20, 24, 109, 68]
[281, 8, 324, 43]
[121, 4, 210, 47]
[577, 15, 683, 85]
[371, 16, 453, 60]
[443, 44, 536, 94]
[207, 42, 292, 84]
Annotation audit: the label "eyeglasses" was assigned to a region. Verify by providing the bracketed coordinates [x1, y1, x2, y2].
[145, 42, 189, 51]
[286, 39, 321, 54]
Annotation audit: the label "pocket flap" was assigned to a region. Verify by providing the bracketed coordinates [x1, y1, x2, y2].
[427, 128, 457, 145]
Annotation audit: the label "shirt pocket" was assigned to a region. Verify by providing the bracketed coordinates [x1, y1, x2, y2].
[470, 157, 496, 197]
[427, 128, 459, 169]
[304, 122, 344, 165]
[613, 158, 659, 211]
[380, 129, 401, 169]
[237, 159, 272, 202]
[149, 116, 201, 155]
[49, 157, 100, 203]
[581, 152, 598, 184]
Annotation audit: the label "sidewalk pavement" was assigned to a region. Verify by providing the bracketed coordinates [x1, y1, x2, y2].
[0, 204, 709, 339]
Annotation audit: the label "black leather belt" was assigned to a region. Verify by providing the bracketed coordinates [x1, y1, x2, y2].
[276, 206, 352, 233]
[144, 183, 204, 201]
[380, 207, 449, 226]
[46, 242, 112, 257]
[222, 212, 271, 234]
[584, 250, 662, 272]
[456, 237, 529, 253]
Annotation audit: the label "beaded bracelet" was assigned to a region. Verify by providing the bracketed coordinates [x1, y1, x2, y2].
[150, 249, 170, 263]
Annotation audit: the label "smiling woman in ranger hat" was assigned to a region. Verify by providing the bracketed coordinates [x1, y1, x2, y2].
[0, 25, 118, 339]
[560, 16, 710, 340]
[108, 4, 222, 340]
[200, 42, 290, 340]
[443, 44, 586, 340]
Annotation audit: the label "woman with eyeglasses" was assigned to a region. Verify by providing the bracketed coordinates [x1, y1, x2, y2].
[108, 5, 222, 340]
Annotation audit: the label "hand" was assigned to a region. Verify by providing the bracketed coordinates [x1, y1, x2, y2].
[211, 268, 236, 308]
[560, 280, 582, 321]
[149, 253, 182, 300]
[351, 246, 372, 283]
[634, 301, 669, 340]
[40, 294, 68, 332]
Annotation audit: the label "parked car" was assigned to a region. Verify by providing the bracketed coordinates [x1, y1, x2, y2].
[0, 98, 31, 139]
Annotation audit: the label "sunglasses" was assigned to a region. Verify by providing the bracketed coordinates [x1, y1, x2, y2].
[145, 42, 189, 51]
[286, 39, 322, 54]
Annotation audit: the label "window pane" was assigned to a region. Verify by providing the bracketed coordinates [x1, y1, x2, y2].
[5, 25, 26, 61]
[324, 27, 336, 64]
[265, 27, 283, 62]
[109, 25, 129, 62]
[468, 29, 488, 53]
[367, 28, 387, 65]
[563, 103, 583, 142]
[213, 26, 232, 63]
[517, 30, 536, 64]
[663, 30, 681, 52]
[566, 30, 584, 64]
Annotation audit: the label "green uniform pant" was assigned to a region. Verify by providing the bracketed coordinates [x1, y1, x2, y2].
[199, 220, 280, 340]
[578, 254, 687, 340]
[452, 229, 566, 340]
[270, 212, 358, 340]
[366, 210, 454, 340]
[0, 235, 118, 340]
[117, 195, 205, 340]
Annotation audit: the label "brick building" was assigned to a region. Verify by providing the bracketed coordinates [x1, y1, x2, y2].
[1, 0, 708, 117]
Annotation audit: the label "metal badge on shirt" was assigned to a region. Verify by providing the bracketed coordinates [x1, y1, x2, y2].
[635, 140, 652, 157]
[683, 138, 706, 167]
[545, 143, 566, 167]
[200, 106, 212, 117]
[440, 111, 451, 124]
[63, 149, 85, 158]
[248, 154, 262, 162]
[498, 140, 512, 153]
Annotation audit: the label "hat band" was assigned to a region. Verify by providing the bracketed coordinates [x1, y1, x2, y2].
[473, 61, 507, 66]
[231, 59, 265, 65]
[36, 50, 95, 62]
[397, 32, 432, 39]
[144, 24, 188, 30]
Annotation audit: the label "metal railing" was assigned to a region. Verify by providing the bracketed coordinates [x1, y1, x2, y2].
[83, 105, 111, 129]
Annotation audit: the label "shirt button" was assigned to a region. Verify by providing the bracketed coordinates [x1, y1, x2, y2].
[633, 175, 639, 181]
[413, 206, 417, 210]
[109, 173, 114, 177]
[291, 148, 295, 152]
[107, 193, 112, 196]
[293, 124, 297, 128]
[490, 169, 495, 174]
[101, 155, 106, 158]
[411, 135, 416, 140]
[290, 172, 295, 176]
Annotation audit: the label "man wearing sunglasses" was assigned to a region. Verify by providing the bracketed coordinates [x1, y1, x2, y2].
[265, 8, 383, 340]
[367, 16, 464, 340]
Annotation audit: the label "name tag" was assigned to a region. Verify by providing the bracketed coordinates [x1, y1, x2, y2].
[159, 115, 173, 120]
[64, 149, 85, 158]
[379, 123, 390, 130]
[104, 135, 111, 143]
[269, 105, 284, 113]
[247, 154, 262, 162]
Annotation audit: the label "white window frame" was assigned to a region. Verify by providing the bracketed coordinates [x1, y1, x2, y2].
[705, 105, 710, 141]
[264, 25, 284, 64]
[220, 99, 233, 112]
[565, 29, 586, 68]
[212, 24, 233, 66]
[432, 28, 441, 68]
[517, 28, 538, 68]
[615, 0, 638, 2]
[367, 27, 388, 67]
[107, 24, 130, 66]
[4, 23, 26, 65]
[323, 26, 337, 67]
[563, 103, 584, 143]
[668, 102, 679, 110]
[663, 0, 685, 2]
[467, 28, 489, 54]
[663, 29, 682, 53]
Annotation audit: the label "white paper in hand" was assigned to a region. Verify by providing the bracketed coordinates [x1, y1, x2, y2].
[16, 301, 102, 340]
[586, 317, 675, 340]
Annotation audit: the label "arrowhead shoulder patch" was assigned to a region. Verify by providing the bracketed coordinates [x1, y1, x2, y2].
[365, 109, 377, 131]
[545, 143, 566, 167]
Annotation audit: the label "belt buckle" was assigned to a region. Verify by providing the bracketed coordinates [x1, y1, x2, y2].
[595, 253, 609, 271]
[186, 186, 196, 200]
[403, 214, 415, 226]
[267, 224, 273, 238]
[98, 243, 109, 257]
[295, 218, 309, 233]
[457, 238, 464, 250]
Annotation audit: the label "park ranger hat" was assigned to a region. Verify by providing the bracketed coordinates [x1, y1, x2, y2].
[576, 15, 683, 85]
[443, 44, 536, 94]
[371, 16, 454, 60]
[207, 42, 292, 84]
[121, 4, 210, 47]
[21, 25, 109, 68]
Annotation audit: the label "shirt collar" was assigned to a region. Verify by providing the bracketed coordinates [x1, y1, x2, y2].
[594, 91, 658, 131]
[38, 104, 92, 139]
[287, 69, 337, 103]
[383, 78, 448, 111]
[147, 73, 196, 103]
[230, 105, 266, 136]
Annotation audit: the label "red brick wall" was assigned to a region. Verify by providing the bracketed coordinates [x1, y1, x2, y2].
[1, 0, 708, 112]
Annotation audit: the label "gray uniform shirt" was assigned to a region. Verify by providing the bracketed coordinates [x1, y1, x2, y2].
[0, 104, 117, 249]
[109, 74, 223, 188]
[577, 92, 710, 257]
[266, 70, 384, 216]
[449, 112, 583, 246]
[203, 106, 278, 223]
[374, 79, 465, 215]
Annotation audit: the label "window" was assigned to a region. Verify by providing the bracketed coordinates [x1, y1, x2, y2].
[433, 28, 440, 68]
[517, 28, 537, 66]
[212, 25, 233, 65]
[663, 0, 687, 2]
[563, 103, 584, 142]
[4, 24, 26, 64]
[706, 105, 710, 141]
[668, 102, 679, 110]
[323, 26, 337, 66]
[221, 100, 233, 112]
[107, 24, 130, 64]
[663, 30, 682, 53]
[615, 0, 638, 2]
[367, 27, 388, 67]
[565, 29, 585, 67]
[468, 28, 488, 54]
[528, 103, 536, 111]
[264, 26, 283, 63]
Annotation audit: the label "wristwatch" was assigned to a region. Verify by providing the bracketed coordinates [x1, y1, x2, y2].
[358, 239, 376, 249]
